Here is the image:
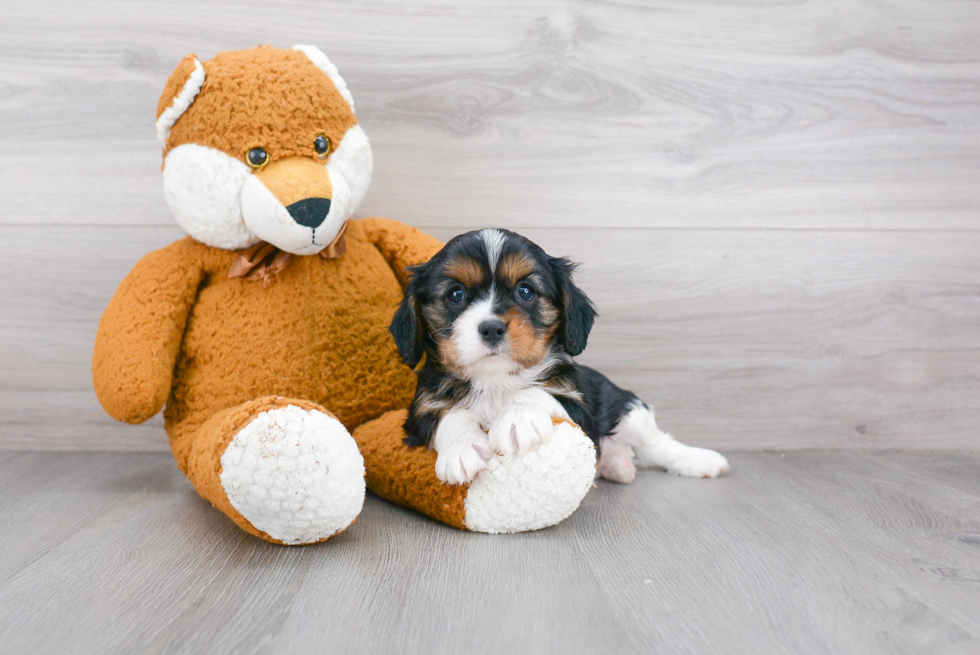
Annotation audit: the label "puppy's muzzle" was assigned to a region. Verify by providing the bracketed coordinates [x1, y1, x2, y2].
[286, 198, 331, 228]
[479, 319, 507, 347]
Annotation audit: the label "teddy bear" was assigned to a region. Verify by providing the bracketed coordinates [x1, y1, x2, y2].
[92, 45, 596, 545]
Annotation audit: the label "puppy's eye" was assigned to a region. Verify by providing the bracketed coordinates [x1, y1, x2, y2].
[517, 284, 535, 302]
[314, 134, 331, 158]
[448, 288, 466, 305]
[246, 147, 269, 169]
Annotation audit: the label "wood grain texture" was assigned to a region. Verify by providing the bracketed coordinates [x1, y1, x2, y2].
[1, 0, 979, 450]
[0, 450, 977, 654]
[1, 0, 978, 230]
[3, 225, 978, 450]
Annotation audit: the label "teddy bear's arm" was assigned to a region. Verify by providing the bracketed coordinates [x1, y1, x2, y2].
[92, 240, 205, 424]
[359, 217, 445, 286]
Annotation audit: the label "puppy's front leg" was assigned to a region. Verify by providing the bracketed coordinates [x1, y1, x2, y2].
[489, 387, 569, 456]
[434, 409, 493, 485]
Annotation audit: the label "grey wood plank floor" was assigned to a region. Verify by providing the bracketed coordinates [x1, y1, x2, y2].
[0, 450, 977, 654]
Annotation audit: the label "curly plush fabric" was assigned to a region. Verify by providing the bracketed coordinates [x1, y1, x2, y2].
[94, 218, 443, 540]
[94, 218, 442, 466]
[354, 412, 596, 533]
[162, 47, 358, 166]
[216, 400, 365, 545]
[186, 396, 351, 544]
[354, 410, 470, 529]
[91, 240, 206, 424]
[155, 54, 205, 142]
[462, 420, 597, 534]
[96, 45, 598, 544]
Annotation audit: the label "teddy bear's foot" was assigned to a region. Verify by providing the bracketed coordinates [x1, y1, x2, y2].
[184, 397, 365, 545]
[354, 410, 596, 534]
[220, 405, 366, 544]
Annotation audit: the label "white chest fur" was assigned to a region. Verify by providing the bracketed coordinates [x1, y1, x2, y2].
[463, 377, 530, 430]
[459, 357, 570, 430]
[432, 357, 573, 485]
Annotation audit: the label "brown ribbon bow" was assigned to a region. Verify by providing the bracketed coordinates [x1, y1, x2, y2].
[228, 221, 349, 285]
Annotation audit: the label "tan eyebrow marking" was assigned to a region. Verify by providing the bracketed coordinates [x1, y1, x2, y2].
[444, 256, 485, 287]
[499, 252, 536, 287]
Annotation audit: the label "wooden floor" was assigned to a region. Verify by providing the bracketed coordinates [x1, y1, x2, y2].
[2, 2, 976, 650]
[1, 450, 977, 654]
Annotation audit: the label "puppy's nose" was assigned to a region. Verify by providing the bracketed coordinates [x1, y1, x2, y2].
[286, 198, 331, 228]
[478, 319, 507, 346]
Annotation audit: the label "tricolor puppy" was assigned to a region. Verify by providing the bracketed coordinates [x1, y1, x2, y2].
[390, 229, 729, 485]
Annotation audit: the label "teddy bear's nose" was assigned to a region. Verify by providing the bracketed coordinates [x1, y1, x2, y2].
[286, 198, 331, 228]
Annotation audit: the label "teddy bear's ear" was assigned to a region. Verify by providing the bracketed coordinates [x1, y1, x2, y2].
[155, 54, 206, 144]
[291, 45, 355, 114]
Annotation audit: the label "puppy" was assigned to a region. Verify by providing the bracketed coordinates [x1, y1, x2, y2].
[389, 228, 729, 485]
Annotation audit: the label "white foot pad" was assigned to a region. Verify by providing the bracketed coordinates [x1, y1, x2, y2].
[667, 447, 730, 478]
[596, 439, 637, 484]
[220, 405, 365, 544]
[464, 421, 596, 534]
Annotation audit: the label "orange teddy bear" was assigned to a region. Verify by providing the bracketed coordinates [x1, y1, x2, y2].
[93, 46, 595, 545]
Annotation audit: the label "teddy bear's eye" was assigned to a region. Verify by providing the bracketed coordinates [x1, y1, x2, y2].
[246, 147, 269, 169]
[314, 135, 331, 158]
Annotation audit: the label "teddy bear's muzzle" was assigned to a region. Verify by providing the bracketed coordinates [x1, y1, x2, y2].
[238, 155, 353, 256]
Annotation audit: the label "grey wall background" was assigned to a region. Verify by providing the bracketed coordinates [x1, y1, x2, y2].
[2, 0, 978, 452]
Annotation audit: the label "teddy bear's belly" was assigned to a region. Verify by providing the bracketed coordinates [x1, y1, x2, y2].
[164, 240, 416, 434]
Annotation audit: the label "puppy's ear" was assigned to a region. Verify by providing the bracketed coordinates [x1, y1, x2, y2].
[549, 257, 597, 357]
[389, 265, 426, 369]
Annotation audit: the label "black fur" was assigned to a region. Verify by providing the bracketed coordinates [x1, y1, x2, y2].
[390, 228, 638, 453]
[550, 364, 643, 448]
[547, 257, 597, 357]
[401, 368, 471, 447]
[390, 269, 425, 369]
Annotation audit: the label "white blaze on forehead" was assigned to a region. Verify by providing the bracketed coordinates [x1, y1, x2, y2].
[292, 44, 356, 113]
[479, 229, 507, 271]
[156, 57, 205, 144]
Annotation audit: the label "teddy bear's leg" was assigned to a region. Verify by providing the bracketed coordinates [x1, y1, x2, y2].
[353, 409, 596, 534]
[177, 396, 365, 545]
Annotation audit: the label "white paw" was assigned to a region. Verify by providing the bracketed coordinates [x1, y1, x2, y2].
[220, 405, 365, 544]
[434, 428, 493, 485]
[488, 402, 555, 456]
[597, 439, 636, 484]
[667, 447, 729, 478]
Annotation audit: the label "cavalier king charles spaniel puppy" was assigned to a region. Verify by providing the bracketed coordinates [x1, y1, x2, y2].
[390, 228, 729, 485]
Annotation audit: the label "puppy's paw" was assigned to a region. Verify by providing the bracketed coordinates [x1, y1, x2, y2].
[488, 402, 554, 456]
[434, 429, 493, 485]
[667, 447, 730, 478]
[597, 440, 636, 484]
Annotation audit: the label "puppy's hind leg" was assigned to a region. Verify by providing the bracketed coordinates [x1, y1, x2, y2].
[597, 435, 636, 484]
[614, 401, 729, 478]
